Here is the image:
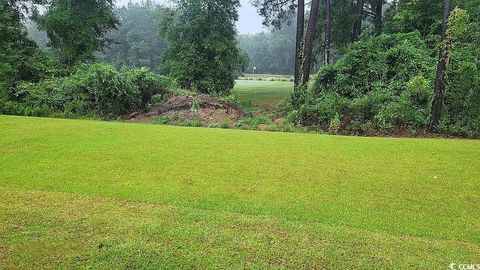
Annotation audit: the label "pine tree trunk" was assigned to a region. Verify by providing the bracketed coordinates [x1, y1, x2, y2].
[374, 0, 382, 35]
[428, 0, 451, 131]
[324, 0, 332, 64]
[294, 0, 305, 86]
[301, 0, 320, 85]
[352, 0, 365, 42]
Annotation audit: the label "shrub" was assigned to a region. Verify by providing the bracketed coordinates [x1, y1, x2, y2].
[237, 116, 269, 129]
[191, 99, 201, 113]
[151, 115, 167, 125]
[291, 32, 434, 134]
[374, 75, 431, 132]
[328, 113, 341, 134]
[440, 15, 480, 137]
[220, 120, 230, 129]
[150, 94, 163, 105]
[11, 63, 172, 118]
[122, 67, 170, 107]
[293, 90, 346, 128]
[0, 100, 50, 117]
[311, 32, 433, 99]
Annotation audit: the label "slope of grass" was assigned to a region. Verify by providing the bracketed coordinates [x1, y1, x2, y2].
[233, 80, 293, 109]
[1, 116, 479, 268]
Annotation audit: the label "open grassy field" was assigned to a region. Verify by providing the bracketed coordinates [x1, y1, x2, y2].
[233, 80, 293, 109]
[1, 116, 479, 269]
[240, 74, 294, 80]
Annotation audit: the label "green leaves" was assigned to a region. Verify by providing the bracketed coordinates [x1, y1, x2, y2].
[446, 7, 469, 41]
[291, 32, 435, 134]
[159, 0, 241, 96]
[14, 63, 170, 118]
[37, 0, 119, 66]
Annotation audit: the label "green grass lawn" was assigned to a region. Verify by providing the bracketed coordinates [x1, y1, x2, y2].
[1, 116, 479, 269]
[233, 80, 293, 109]
[240, 73, 293, 80]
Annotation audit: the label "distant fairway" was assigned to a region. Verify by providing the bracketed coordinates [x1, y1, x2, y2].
[1, 116, 479, 268]
[233, 79, 293, 109]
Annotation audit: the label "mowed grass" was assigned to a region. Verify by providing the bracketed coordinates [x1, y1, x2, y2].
[233, 80, 293, 108]
[1, 116, 479, 269]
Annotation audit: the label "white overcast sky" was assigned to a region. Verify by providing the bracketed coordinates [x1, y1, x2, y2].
[115, 0, 265, 34]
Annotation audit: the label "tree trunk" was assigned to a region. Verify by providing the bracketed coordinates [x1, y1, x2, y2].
[352, 0, 365, 42]
[294, 0, 305, 86]
[428, 0, 451, 131]
[374, 0, 382, 35]
[301, 0, 320, 85]
[324, 0, 332, 64]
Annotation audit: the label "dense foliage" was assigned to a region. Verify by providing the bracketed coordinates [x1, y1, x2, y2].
[159, 0, 241, 95]
[0, 0, 58, 102]
[290, 32, 435, 134]
[98, 0, 168, 70]
[1, 0, 479, 137]
[289, 2, 480, 137]
[2, 63, 171, 118]
[238, 23, 296, 75]
[37, 0, 119, 65]
[440, 7, 480, 136]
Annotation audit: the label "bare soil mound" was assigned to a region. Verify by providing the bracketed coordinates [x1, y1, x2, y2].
[124, 94, 246, 126]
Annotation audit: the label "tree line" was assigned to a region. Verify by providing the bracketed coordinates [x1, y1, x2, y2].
[1, 0, 479, 137]
[253, 0, 479, 135]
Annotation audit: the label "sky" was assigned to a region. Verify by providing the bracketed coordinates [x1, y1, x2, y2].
[116, 0, 265, 34]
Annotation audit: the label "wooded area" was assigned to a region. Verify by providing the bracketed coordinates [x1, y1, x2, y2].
[1, 0, 479, 137]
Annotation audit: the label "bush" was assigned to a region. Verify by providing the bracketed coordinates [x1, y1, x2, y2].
[8, 63, 172, 118]
[237, 116, 269, 129]
[440, 16, 480, 137]
[0, 100, 51, 117]
[122, 67, 171, 107]
[16, 63, 137, 117]
[291, 32, 434, 134]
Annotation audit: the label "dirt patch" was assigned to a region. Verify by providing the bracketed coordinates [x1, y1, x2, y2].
[123, 94, 247, 126]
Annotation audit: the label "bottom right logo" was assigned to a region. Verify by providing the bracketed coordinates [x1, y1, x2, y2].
[450, 263, 480, 270]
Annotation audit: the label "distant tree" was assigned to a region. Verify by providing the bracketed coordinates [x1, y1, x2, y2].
[428, 0, 451, 130]
[98, 0, 167, 71]
[37, 0, 119, 66]
[159, 0, 241, 95]
[0, 0, 56, 101]
[385, 0, 443, 38]
[25, 20, 48, 49]
[237, 24, 296, 75]
[323, 0, 332, 64]
[352, 0, 365, 41]
[252, 0, 302, 82]
[301, 0, 320, 84]
[295, 0, 304, 85]
[372, 0, 384, 34]
[310, 0, 351, 66]
[253, 0, 322, 85]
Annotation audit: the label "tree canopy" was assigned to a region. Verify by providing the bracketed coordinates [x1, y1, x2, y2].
[98, 0, 168, 71]
[159, 0, 241, 95]
[37, 0, 119, 65]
